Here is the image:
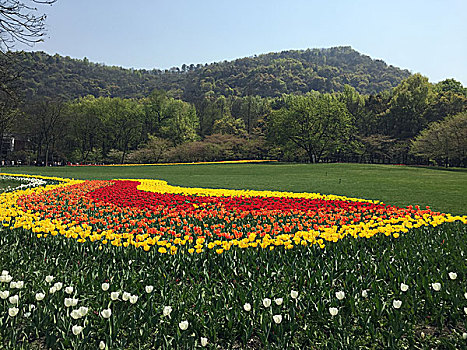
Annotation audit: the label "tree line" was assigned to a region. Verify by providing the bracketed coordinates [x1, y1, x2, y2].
[1, 69, 466, 167]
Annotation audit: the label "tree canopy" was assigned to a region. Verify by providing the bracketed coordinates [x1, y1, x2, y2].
[269, 93, 352, 163]
[411, 112, 467, 167]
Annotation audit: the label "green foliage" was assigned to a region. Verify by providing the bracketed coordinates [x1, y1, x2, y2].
[384, 74, 436, 139]
[158, 99, 198, 146]
[212, 115, 246, 136]
[435, 79, 467, 96]
[269, 93, 353, 162]
[411, 112, 467, 167]
[14, 94, 200, 164]
[10, 47, 410, 102]
[141, 90, 199, 146]
[126, 135, 171, 164]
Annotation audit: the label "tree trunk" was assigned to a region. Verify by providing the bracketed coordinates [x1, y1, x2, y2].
[45, 146, 49, 167]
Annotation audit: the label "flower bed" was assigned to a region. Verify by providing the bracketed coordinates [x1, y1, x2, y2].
[3, 175, 466, 253]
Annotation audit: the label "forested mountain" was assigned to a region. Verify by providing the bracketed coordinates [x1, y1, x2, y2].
[10, 46, 410, 101]
[4, 46, 465, 168]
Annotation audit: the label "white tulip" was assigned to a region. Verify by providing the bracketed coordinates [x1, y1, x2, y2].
[8, 307, 19, 317]
[65, 286, 74, 295]
[0, 290, 9, 299]
[101, 308, 112, 319]
[72, 325, 83, 335]
[361, 290, 368, 298]
[273, 314, 283, 324]
[53, 282, 63, 291]
[71, 298, 78, 307]
[200, 337, 208, 346]
[162, 306, 172, 317]
[243, 303, 251, 312]
[45, 275, 54, 283]
[263, 298, 271, 308]
[1, 270, 8, 276]
[463, 332, 467, 339]
[0, 275, 5, 283]
[64, 298, 73, 307]
[329, 307, 339, 316]
[99, 341, 106, 349]
[290, 290, 299, 299]
[432, 283, 441, 291]
[35, 292, 45, 301]
[3, 275, 12, 283]
[464, 307, 467, 315]
[393, 300, 402, 309]
[78, 306, 88, 317]
[335, 291, 345, 300]
[110, 291, 119, 300]
[9, 281, 17, 289]
[71, 309, 81, 320]
[9, 294, 18, 305]
[448, 272, 457, 280]
[49, 286, 57, 294]
[129, 295, 138, 304]
[274, 298, 283, 306]
[400, 283, 409, 292]
[122, 292, 131, 301]
[145, 285, 154, 293]
[101, 283, 109, 291]
[179, 320, 189, 330]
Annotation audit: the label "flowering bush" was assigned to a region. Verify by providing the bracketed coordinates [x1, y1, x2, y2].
[0, 173, 466, 349]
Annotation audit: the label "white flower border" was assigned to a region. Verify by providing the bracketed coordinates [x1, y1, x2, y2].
[0, 175, 47, 193]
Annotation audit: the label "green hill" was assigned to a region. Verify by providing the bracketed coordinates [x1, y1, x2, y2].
[11, 46, 410, 101]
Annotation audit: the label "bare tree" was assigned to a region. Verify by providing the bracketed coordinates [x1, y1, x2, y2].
[0, 0, 56, 50]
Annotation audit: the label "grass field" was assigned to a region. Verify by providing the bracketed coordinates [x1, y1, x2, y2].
[0, 179, 22, 191]
[1, 163, 466, 214]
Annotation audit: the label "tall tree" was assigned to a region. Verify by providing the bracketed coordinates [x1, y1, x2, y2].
[20, 98, 65, 165]
[98, 97, 144, 164]
[384, 74, 435, 139]
[269, 93, 352, 163]
[142, 90, 199, 146]
[411, 112, 467, 167]
[65, 96, 103, 162]
[159, 98, 198, 146]
[0, 89, 18, 157]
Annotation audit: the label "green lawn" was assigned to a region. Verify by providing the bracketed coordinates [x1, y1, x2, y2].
[1, 163, 466, 214]
[0, 179, 23, 191]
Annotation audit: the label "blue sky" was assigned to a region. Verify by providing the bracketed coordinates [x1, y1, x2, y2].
[17, 0, 467, 85]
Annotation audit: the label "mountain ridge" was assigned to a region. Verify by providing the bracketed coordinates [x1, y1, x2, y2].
[10, 46, 411, 101]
